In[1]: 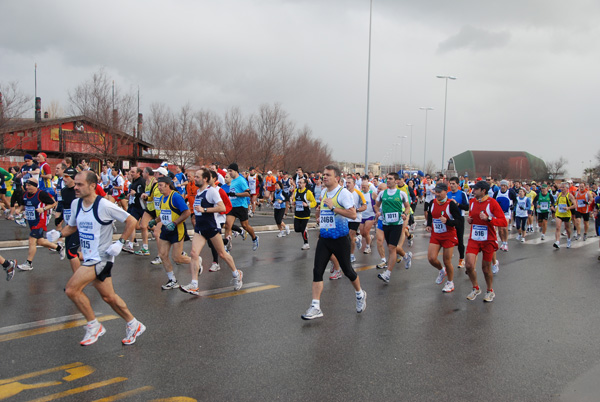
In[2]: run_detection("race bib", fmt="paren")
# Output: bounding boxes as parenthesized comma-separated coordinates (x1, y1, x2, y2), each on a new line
(558, 204, 567, 213)
(295, 201, 304, 212)
(56, 189, 62, 201)
(25, 206, 36, 221)
(249, 182, 256, 193)
(319, 209, 335, 229)
(539, 202, 549, 211)
(112, 188, 119, 196)
(472, 224, 488, 241)
(154, 197, 161, 210)
(193, 199, 203, 216)
(433, 218, 447, 233)
(79, 232, 94, 258)
(63, 209, 72, 222)
(160, 209, 172, 224)
(129, 194, 135, 205)
(384, 212, 399, 224)
(577, 199, 586, 208)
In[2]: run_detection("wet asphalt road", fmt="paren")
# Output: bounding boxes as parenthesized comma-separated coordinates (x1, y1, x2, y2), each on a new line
(1, 216, 600, 401)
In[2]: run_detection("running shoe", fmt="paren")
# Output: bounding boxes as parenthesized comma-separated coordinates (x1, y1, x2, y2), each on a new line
(329, 261, 335, 273)
(404, 251, 413, 269)
(209, 262, 220, 272)
(225, 237, 232, 252)
(516, 234, 521, 242)
(355, 235, 362, 251)
(492, 260, 499, 275)
(435, 267, 447, 284)
(240, 229, 247, 240)
(301, 243, 310, 250)
(80, 323, 106, 346)
(458, 259, 465, 268)
(583, 233, 587, 241)
(198, 257, 203, 275)
(520, 237, 525, 243)
(248, 211, 254, 218)
(277, 231, 285, 238)
(151, 256, 162, 265)
(442, 281, 455, 293)
(350, 254, 356, 263)
(363, 245, 372, 254)
(180, 283, 200, 295)
(17, 261, 33, 271)
(574, 234, 580, 241)
(285, 225, 290, 235)
(483, 290, 495, 303)
(329, 269, 343, 280)
(123, 245, 135, 254)
(161, 279, 179, 290)
(57, 242, 66, 260)
(553, 241, 560, 249)
(466, 287, 482, 301)
(135, 248, 150, 256)
(408, 235, 414, 247)
(232, 270, 243, 291)
(122, 321, 146, 345)
(377, 271, 391, 283)
(567, 239, 572, 249)
(15, 218, 26, 227)
(356, 290, 367, 313)
(376, 259, 387, 269)
(4, 259, 16, 281)
(301, 305, 323, 320)
(540, 234, 545, 241)
(252, 236, 260, 251)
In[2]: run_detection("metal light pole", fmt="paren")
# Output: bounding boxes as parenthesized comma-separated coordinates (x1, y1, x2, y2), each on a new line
(436, 75, 456, 173)
(419, 107, 434, 173)
(364, 0, 373, 176)
(406, 123, 413, 169)
(399, 135, 407, 171)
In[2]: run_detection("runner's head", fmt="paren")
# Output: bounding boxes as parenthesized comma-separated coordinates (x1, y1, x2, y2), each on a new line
(74, 171, 98, 199)
(434, 182, 448, 201)
(194, 168, 211, 187)
(157, 176, 174, 195)
(63, 168, 77, 187)
(360, 180, 369, 193)
(56, 163, 66, 176)
(322, 165, 341, 190)
(24, 154, 34, 166)
(298, 177, 306, 189)
(25, 179, 38, 194)
(541, 184, 548, 194)
(518, 188, 526, 197)
(227, 163, 240, 179)
(208, 170, 218, 186)
(386, 173, 399, 189)
(449, 177, 459, 192)
(346, 176, 355, 191)
(143, 167, 153, 180)
(472, 180, 490, 200)
(500, 179, 509, 191)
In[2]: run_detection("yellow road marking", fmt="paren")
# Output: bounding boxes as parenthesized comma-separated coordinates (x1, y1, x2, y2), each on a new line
(355, 264, 377, 272)
(26, 377, 127, 402)
(207, 285, 279, 299)
(0, 315, 119, 343)
(0, 363, 83, 386)
(91, 386, 154, 401)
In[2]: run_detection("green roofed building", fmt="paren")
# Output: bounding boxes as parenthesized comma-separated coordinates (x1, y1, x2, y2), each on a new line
(448, 150, 547, 181)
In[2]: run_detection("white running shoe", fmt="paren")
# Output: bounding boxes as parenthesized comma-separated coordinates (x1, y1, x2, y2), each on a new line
(151, 256, 162, 265)
(541, 234, 545, 241)
(442, 281, 455, 293)
(466, 287, 482, 301)
(355, 235, 362, 251)
(17, 261, 33, 271)
(483, 290, 495, 303)
(435, 267, 447, 285)
(520, 237, 525, 243)
(404, 251, 413, 269)
(301, 243, 310, 250)
(180, 283, 200, 295)
(301, 305, 323, 320)
(252, 236, 260, 251)
(232, 270, 244, 291)
(209, 262, 220, 272)
(285, 225, 290, 235)
(553, 241, 560, 249)
(161, 279, 179, 290)
(329, 269, 343, 280)
(356, 290, 367, 313)
(350, 254, 356, 263)
(277, 231, 285, 238)
(492, 260, 499, 274)
(80, 323, 106, 346)
(363, 245, 371, 254)
(567, 238, 572, 249)
(57, 242, 66, 260)
(4, 259, 16, 281)
(122, 321, 146, 345)
(377, 271, 391, 283)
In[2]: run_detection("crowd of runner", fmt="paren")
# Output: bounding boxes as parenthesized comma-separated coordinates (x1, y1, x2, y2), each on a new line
(1, 154, 599, 343)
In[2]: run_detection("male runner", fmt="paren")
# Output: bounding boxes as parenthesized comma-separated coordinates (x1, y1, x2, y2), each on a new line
(464, 180, 507, 302)
(224, 163, 259, 251)
(301, 165, 366, 320)
(47, 170, 145, 346)
(552, 182, 576, 249)
(533, 184, 554, 241)
(448, 177, 470, 267)
(291, 177, 317, 250)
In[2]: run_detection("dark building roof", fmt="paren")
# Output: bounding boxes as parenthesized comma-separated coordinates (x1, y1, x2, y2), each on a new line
(450, 150, 547, 180)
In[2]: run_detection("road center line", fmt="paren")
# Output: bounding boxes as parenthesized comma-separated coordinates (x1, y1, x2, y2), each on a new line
(0, 313, 106, 335)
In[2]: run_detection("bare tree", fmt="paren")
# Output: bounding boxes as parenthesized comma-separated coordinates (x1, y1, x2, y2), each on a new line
(546, 156, 568, 180)
(253, 103, 294, 172)
(0, 81, 32, 157)
(43, 99, 65, 119)
(146, 102, 173, 152)
(195, 109, 223, 164)
(159, 104, 198, 169)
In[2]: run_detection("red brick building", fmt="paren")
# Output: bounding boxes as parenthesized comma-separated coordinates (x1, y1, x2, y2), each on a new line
(0, 115, 160, 172)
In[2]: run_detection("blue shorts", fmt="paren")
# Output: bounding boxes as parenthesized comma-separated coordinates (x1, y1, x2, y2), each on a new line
(361, 216, 374, 224)
(29, 228, 45, 239)
(377, 219, 383, 230)
(127, 206, 144, 221)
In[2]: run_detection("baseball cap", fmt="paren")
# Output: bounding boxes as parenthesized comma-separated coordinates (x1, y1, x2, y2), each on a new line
(24, 154, 33, 161)
(38, 152, 47, 159)
(64, 168, 77, 178)
(434, 183, 448, 192)
(500, 180, 509, 186)
(160, 162, 169, 168)
(473, 180, 490, 192)
(541, 184, 548, 188)
(153, 167, 168, 176)
(267, 171, 272, 174)
(157, 176, 172, 184)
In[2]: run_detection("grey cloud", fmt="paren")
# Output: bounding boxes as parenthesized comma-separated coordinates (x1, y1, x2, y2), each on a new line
(437, 25, 510, 53)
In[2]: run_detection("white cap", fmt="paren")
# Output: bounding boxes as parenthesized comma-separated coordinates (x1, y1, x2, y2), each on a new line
(160, 162, 169, 168)
(267, 170, 272, 174)
(153, 167, 169, 176)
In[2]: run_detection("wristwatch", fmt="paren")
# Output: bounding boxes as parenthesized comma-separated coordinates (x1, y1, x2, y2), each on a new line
(204, 207, 208, 213)
(488, 216, 492, 221)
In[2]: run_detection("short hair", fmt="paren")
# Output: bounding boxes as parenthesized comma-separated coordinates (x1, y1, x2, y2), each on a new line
(449, 176, 460, 184)
(346, 176, 355, 184)
(387, 172, 400, 180)
(64, 157, 73, 165)
(209, 170, 218, 180)
(323, 164, 341, 178)
(59, 163, 67, 170)
(78, 170, 98, 185)
(144, 167, 153, 175)
(199, 168, 211, 182)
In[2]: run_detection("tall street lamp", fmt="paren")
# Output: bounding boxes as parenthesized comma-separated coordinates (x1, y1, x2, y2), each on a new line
(399, 135, 407, 171)
(364, 0, 373, 176)
(436, 75, 457, 173)
(406, 123, 413, 168)
(419, 107, 434, 173)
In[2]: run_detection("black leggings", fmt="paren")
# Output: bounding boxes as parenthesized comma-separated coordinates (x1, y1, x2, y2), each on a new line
(455, 217, 465, 259)
(274, 208, 285, 225)
(313, 236, 357, 282)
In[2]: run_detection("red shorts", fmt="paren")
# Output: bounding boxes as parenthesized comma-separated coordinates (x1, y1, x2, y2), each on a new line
(466, 240, 498, 262)
(430, 234, 458, 249)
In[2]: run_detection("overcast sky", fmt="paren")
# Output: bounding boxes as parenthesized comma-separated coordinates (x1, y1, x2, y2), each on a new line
(1, 0, 599, 177)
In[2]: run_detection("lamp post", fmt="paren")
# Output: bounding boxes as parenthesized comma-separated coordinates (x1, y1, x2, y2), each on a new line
(436, 75, 456, 173)
(406, 123, 413, 169)
(364, 0, 373, 177)
(399, 135, 407, 172)
(419, 107, 434, 173)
